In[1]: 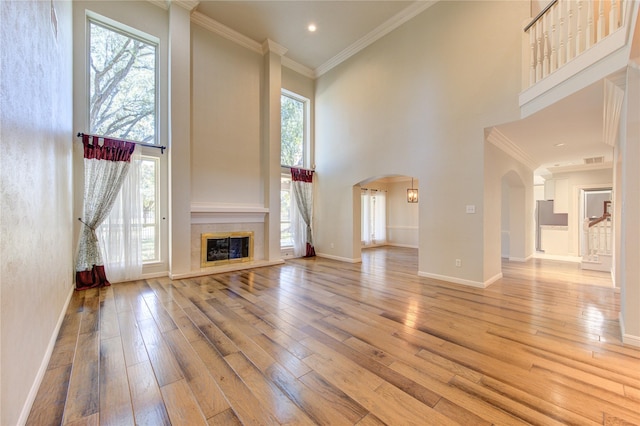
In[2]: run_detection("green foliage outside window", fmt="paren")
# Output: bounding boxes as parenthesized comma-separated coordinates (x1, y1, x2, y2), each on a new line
(89, 21, 156, 143)
(281, 94, 304, 167)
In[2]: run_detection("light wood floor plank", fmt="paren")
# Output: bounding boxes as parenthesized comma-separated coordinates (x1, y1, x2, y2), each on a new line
(27, 247, 640, 426)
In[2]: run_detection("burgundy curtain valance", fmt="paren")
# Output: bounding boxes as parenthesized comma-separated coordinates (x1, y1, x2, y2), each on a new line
(291, 167, 313, 183)
(82, 134, 136, 162)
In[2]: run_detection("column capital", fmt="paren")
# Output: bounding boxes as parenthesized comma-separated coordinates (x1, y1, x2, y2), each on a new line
(262, 39, 288, 57)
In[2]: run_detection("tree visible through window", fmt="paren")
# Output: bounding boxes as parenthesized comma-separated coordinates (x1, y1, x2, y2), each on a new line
(281, 94, 305, 167)
(89, 20, 157, 143)
(89, 18, 161, 268)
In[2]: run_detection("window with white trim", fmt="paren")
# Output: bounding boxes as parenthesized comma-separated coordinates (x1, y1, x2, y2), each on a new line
(88, 16, 162, 267)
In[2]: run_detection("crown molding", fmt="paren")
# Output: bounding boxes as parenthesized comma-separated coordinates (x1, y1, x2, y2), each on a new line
(191, 11, 263, 54)
(547, 161, 613, 174)
(315, 0, 438, 77)
(282, 57, 316, 79)
(147, 0, 169, 10)
(172, 0, 199, 12)
(262, 39, 288, 56)
(487, 127, 539, 171)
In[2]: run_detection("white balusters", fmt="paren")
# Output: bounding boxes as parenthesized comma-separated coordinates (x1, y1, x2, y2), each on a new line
(559, 1, 566, 67)
(597, 0, 606, 41)
(543, 13, 550, 77)
(524, 0, 626, 88)
(586, 0, 593, 49)
(551, 2, 558, 72)
(610, 0, 619, 31)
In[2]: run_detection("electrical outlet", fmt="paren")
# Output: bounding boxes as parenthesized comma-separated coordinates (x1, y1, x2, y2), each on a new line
(455, 259, 461, 267)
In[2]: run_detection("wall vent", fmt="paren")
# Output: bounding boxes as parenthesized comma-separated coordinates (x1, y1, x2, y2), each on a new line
(584, 156, 605, 164)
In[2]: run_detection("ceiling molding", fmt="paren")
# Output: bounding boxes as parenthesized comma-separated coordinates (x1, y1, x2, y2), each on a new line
(314, 0, 438, 77)
(547, 161, 613, 174)
(487, 127, 539, 171)
(262, 39, 288, 56)
(191, 11, 263, 54)
(172, 0, 199, 12)
(281, 57, 316, 79)
(147, 0, 169, 10)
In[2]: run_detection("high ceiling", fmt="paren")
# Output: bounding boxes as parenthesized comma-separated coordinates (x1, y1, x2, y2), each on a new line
(190, 0, 615, 177)
(194, 0, 430, 73)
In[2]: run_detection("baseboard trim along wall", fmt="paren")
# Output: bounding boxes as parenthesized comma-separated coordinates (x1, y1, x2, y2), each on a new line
(19, 284, 75, 425)
(316, 253, 362, 263)
(619, 312, 640, 348)
(417, 271, 490, 288)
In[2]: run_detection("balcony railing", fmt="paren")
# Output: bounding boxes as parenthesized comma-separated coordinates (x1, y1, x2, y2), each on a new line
(524, 0, 625, 88)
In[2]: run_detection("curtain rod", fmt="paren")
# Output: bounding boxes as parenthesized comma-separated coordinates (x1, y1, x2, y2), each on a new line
(77, 132, 167, 154)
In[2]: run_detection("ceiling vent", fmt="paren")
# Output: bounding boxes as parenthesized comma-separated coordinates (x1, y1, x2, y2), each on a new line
(584, 156, 605, 164)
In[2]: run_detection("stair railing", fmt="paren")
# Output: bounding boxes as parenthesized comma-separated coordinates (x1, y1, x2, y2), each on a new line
(524, 0, 625, 88)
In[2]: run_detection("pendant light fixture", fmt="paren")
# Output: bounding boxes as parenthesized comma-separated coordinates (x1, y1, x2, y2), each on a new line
(407, 178, 418, 203)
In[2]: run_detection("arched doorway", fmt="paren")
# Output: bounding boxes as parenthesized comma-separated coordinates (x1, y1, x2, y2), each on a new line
(353, 175, 419, 263)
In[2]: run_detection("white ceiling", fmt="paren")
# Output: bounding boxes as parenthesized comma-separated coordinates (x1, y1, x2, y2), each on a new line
(194, 0, 428, 72)
(191, 0, 616, 178)
(496, 80, 613, 173)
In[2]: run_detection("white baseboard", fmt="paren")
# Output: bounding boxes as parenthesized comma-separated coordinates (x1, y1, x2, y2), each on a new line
(619, 312, 640, 348)
(18, 284, 75, 425)
(484, 272, 503, 287)
(417, 271, 488, 288)
(316, 253, 362, 263)
(385, 243, 419, 249)
(508, 254, 534, 262)
(533, 253, 582, 263)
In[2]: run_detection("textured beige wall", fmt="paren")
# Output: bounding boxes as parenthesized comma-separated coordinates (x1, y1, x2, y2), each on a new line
(0, 1, 74, 424)
(314, 1, 529, 284)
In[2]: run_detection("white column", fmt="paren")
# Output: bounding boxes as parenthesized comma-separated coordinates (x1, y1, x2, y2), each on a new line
(168, 2, 195, 277)
(619, 64, 640, 347)
(262, 40, 287, 262)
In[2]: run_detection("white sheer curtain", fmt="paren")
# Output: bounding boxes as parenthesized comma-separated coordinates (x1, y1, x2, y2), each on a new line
(290, 168, 316, 257)
(361, 189, 372, 246)
(361, 188, 386, 247)
(97, 148, 143, 283)
(372, 190, 387, 245)
(291, 188, 309, 257)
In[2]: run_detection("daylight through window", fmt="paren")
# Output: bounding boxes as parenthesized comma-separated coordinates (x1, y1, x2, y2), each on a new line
(89, 20, 157, 144)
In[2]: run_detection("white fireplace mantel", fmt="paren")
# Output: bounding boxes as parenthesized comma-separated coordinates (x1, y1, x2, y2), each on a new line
(190, 203, 269, 224)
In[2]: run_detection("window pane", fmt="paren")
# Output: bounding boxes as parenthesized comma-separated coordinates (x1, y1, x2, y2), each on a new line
(281, 175, 293, 248)
(89, 21, 156, 144)
(140, 157, 158, 262)
(281, 95, 304, 167)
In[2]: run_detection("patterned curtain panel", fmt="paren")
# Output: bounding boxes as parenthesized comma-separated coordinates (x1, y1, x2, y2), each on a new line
(290, 168, 315, 257)
(75, 134, 136, 290)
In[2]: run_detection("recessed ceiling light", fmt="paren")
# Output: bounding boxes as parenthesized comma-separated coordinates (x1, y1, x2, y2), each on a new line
(554, 143, 565, 147)
(308, 23, 317, 32)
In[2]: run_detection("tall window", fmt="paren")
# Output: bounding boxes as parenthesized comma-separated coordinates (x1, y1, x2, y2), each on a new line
(281, 90, 310, 250)
(89, 19, 157, 144)
(140, 156, 159, 262)
(89, 17, 161, 270)
(281, 91, 308, 168)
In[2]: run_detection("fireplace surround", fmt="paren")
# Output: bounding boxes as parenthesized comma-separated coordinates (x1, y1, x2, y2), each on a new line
(201, 231, 254, 267)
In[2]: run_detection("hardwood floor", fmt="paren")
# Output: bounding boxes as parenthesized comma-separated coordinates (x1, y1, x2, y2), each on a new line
(27, 247, 640, 425)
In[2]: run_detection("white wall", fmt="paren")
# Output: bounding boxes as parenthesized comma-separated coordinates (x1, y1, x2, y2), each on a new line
(315, 1, 528, 284)
(386, 179, 419, 248)
(191, 26, 263, 207)
(0, 1, 73, 423)
(484, 143, 534, 281)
